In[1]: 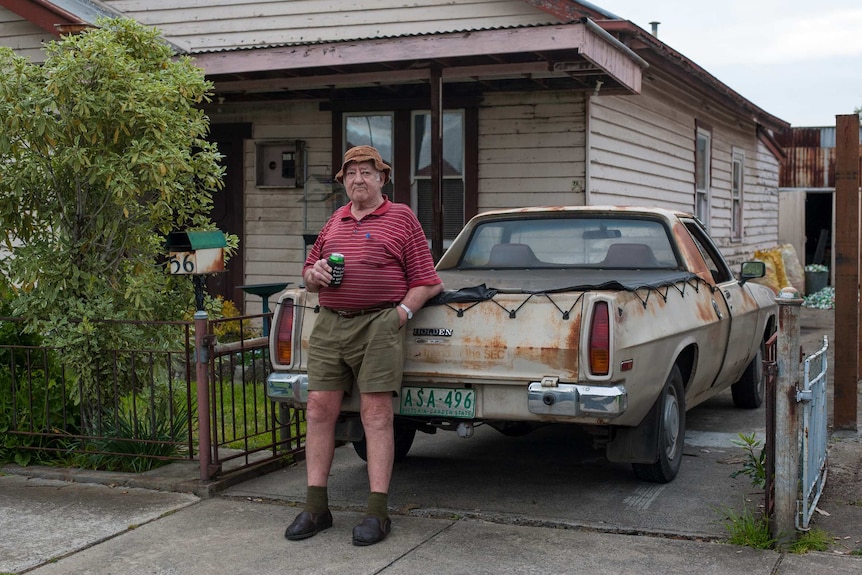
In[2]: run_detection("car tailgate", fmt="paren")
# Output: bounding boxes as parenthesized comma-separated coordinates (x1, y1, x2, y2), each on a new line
(403, 292, 584, 384)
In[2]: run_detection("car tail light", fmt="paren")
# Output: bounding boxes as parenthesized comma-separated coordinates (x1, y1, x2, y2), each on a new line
(274, 298, 294, 365)
(589, 301, 610, 376)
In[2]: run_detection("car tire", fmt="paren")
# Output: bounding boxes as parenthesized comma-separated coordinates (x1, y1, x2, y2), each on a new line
(352, 421, 417, 462)
(632, 364, 686, 483)
(731, 343, 765, 409)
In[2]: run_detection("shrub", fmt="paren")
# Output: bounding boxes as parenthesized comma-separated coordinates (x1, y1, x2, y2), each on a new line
(0, 319, 79, 466)
(74, 393, 190, 473)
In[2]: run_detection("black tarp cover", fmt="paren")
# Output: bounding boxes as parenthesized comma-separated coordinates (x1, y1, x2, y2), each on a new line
(427, 269, 705, 306)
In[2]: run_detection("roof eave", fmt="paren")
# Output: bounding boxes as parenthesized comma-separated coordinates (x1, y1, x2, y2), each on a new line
(195, 21, 646, 96)
(596, 19, 789, 132)
(0, 0, 85, 35)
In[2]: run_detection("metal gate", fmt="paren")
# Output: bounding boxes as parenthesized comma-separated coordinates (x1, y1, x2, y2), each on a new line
(201, 313, 306, 480)
(764, 332, 778, 521)
(796, 335, 829, 530)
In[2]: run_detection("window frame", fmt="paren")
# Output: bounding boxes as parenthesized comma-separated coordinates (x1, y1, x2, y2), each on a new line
(695, 124, 712, 230)
(731, 148, 745, 241)
(410, 109, 466, 246)
(331, 102, 478, 241)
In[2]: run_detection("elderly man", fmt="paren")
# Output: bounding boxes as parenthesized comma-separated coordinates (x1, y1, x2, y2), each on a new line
(285, 145, 443, 546)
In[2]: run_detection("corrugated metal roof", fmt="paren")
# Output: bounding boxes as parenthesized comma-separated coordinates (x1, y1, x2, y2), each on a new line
(47, 0, 120, 22)
(778, 125, 862, 188)
(776, 126, 862, 148)
(98, 0, 563, 55)
(15, 1, 787, 130)
(182, 21, 568, 55)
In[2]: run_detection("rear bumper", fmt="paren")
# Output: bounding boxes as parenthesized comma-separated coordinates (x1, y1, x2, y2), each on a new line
(268, 371, 627, 420)
(267, 372, 308, 404)
(527, 380, 627, 417)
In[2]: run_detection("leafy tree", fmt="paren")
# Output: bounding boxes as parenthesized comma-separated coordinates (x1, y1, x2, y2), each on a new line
(0, 19, 230, 415)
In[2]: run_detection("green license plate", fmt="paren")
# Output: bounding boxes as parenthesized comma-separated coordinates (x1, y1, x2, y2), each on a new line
(399, 387, 475, 418)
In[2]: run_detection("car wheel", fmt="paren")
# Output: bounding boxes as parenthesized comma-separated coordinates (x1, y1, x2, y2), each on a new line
(632, 364, 686, 483)
(352, 421, 417, 462)
(731, 343, 765, 409)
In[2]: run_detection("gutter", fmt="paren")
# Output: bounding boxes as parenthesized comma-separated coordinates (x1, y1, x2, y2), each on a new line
(581, 17, 649, 70)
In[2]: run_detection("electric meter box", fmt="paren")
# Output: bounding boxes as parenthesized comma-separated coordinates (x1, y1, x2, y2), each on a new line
(256, 140, 305, 187)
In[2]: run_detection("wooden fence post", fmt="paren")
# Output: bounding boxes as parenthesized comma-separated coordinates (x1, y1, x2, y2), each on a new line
(834, 114, 859, 431)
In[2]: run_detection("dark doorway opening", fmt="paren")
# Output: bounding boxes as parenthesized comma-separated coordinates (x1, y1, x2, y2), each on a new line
(805, 192, 833, 268)
(208, 123, 252, 304)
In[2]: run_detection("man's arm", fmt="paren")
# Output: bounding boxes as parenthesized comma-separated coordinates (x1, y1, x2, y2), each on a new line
(396, 282, 444, 323)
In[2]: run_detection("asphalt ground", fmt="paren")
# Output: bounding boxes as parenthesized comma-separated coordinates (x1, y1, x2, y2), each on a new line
(2, 307, 861, 575)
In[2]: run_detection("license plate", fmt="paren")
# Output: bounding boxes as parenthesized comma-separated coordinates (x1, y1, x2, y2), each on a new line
(399, 386, 475, 418)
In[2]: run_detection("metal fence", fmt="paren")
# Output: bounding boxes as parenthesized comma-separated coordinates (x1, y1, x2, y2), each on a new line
(796, 335, 829, 530)
(205, 314, 306, 478)
(763, 331, 778, 521)
(766, 300, 831, 538)
(0, 314, 305, 479)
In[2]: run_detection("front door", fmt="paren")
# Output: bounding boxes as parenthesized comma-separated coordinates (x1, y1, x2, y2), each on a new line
(207, 123, 251, 304)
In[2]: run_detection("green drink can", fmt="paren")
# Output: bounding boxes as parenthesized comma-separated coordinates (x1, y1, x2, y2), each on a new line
(327, 253, 345, 287)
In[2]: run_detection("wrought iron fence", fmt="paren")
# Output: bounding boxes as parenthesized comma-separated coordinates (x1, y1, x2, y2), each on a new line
(205, 313, 306, 478)
(0, 314, 305, 478)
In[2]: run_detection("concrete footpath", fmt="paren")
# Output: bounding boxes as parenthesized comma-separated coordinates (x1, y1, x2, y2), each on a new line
(2, 469, 861, 575)
(2, 307, 861, 575)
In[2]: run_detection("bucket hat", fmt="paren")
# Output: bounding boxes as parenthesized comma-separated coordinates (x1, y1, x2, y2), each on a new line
(335, 145, 392, 184)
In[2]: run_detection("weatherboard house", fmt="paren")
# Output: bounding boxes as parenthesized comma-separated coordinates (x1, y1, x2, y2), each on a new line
(1, 0, 788, 307)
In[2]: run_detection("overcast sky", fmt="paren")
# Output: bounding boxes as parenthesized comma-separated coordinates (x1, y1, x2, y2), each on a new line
(599, 0, 862, 127)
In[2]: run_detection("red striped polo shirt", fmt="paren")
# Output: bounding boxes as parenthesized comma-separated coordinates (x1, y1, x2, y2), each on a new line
(304, 197, 441, 310)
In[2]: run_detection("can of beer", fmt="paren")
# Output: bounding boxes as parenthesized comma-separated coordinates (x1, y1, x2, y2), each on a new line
(327, 253, 345, 287)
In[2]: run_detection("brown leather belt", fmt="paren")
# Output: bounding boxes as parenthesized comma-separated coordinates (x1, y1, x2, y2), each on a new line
(325, 302, 398, 318)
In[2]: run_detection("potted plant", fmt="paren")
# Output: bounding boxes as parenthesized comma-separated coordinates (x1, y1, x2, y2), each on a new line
(804, 264, 829, 294)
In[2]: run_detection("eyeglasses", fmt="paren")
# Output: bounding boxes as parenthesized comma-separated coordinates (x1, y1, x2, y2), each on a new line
(344, 169, 379, 181)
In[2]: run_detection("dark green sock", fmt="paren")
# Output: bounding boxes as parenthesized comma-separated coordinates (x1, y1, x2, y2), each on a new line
(304, 485, 328, 514)
(367, 491, 389, 520)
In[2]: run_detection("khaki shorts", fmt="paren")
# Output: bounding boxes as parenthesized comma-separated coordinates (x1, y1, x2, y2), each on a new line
(307, 307, 405, 394)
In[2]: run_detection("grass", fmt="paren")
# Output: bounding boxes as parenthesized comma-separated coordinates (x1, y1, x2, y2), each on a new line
(720, 504, 776, 549)
(720, 504, 838, 553)
(789, 528, 831, 553)
(209, 379, 305, 451)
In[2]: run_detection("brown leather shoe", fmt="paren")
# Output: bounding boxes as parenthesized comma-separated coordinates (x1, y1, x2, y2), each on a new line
(284, 510, 333, 540)
(352, 516, 391, 546)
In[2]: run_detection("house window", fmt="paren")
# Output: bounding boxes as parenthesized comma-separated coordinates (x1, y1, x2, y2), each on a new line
(731, 149, 744, 240)
(695, 127, 711, 228)
(343, 113, 394, 199)
(411, 111, 465, 244)
(342, 110, 466, 245)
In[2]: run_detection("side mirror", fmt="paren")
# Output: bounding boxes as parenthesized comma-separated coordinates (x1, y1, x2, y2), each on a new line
(739, 261, 766, 285)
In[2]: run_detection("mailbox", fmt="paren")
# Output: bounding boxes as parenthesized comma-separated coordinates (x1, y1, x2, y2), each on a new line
(166, 230, 227, 275)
